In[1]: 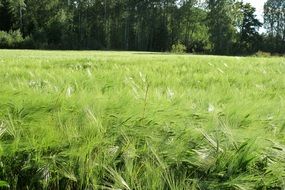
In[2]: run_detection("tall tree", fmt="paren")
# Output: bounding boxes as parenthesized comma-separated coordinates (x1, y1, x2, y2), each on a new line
(207, 0, 237, 55)
(235, 2, 262, 54)
(264, 0, 285, 53)
(264, 0, 285, 39)
(7, 0, 26, 31)
(179, 0, 210, 52)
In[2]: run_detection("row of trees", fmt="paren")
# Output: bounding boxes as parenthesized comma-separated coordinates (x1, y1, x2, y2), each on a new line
(0, 0, 284, 55)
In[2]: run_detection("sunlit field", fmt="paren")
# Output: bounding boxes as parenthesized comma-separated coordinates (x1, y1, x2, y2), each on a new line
(0, 50, 285, 189)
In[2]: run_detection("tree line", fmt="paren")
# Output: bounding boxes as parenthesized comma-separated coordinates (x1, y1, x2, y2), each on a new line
(0, 0, 284, 55)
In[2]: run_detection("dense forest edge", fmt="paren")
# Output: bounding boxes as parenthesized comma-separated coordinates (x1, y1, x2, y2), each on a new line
(0, 0, 284, 55)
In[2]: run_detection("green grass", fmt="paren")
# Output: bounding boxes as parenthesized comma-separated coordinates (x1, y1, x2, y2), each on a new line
(0, 50, 285, 189)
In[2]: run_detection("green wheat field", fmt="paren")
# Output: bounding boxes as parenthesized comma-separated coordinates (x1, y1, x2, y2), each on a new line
(0, 50, 285, 189)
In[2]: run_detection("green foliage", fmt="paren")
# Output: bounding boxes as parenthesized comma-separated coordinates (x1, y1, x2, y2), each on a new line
(254, 51, 271, 57)
(263, 0, 285, 54)
(207, 0, 237, 55)
(0, 30, 33, 48)
(1, 0, 283, 54)
(0, 181, 9, 188)
(0, 30, 23, 48)
(264, 0, 285, 37)
(234, 2, 262, 55)
(171, 42, 187, 54)
(0, 50, 285, 189)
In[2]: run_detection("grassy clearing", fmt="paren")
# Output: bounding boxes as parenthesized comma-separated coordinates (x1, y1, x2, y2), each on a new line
(0, 50, 285, 189)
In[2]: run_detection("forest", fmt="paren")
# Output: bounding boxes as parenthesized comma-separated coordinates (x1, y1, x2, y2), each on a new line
(0, 0, 284, 55)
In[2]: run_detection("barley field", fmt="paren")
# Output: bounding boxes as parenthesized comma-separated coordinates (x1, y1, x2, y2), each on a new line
(0, 50, 285, 189)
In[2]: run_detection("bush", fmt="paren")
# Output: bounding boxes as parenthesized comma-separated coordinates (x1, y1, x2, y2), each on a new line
(254, 51, 271, 57)
(0, 31, 12, 48)
(171, 41, 187, 54)
(0, 30, 32, 49)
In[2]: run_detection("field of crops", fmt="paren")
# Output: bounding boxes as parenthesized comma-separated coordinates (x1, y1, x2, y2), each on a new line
(0, 50, 285, 189)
